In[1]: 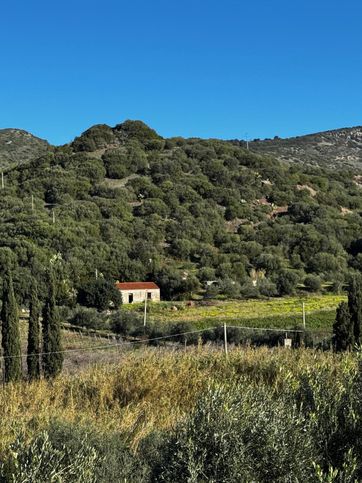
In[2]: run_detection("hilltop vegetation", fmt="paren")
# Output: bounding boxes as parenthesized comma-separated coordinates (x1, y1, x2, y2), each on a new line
(1, 120, 362, 305)
(0, 129, 49, 169)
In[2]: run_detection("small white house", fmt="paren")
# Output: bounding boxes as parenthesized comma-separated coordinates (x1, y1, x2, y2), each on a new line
(115, 282, 161, 304)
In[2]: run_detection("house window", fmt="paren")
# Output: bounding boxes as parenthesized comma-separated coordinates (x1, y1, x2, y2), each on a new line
(147, 292, 152, 300)
(128, 293, 134, 304)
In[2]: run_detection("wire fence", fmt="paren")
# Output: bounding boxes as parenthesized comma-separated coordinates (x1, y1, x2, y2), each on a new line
(0, 327, 216, 361)
(226, 326, 304, 333)
(0, 323, 333, 381)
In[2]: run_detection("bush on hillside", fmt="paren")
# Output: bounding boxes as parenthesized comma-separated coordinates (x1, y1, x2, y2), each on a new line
(72, 124, 116, 152)
(304, 274, 322, 292)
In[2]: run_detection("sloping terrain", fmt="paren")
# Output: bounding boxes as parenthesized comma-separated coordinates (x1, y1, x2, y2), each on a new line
(1, 120, 362, 303)
(0, 128, 49, 169)
(247, 126, 362, 169)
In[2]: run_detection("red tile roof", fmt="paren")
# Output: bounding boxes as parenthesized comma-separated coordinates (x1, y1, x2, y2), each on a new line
(116, 282, 160, 291)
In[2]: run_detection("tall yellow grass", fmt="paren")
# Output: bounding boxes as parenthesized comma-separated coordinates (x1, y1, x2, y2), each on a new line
(0, 346, 357, 451)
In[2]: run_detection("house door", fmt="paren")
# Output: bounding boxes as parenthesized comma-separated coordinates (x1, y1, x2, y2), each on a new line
(128, 293, 134, 304)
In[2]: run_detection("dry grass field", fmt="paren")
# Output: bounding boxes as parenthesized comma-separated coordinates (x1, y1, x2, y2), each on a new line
(0, 345, 357, 452)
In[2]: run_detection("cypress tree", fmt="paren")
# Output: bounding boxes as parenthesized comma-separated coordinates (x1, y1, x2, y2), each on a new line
(348, 275, 362, 345)
(333, 302, 354, 351)
(27, 282, 41, 380)
(42, 270, 63, 378)
(1, 268, 22, 382)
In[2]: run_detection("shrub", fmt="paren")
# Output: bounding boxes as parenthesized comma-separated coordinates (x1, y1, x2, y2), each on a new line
(304, 274, 322, 292)
(169, 321, 199, 345)
(45, 421, 150, 483)
(151, 384, 317, 482)
(115, 120, 162, 144)
(110, 310, 144, 336)
(102, 150, 129, 178)
(68, 306, 105, 330)
(218, 278, 241, 298)
(276, 270, 300, 295)
(77, 278, 122, 312)
(144, 321, 168, 344)
(239, 279, 260, 298)
(258, 277, 278, 297)
(150, 359, 362, 480)
(293, 358, 362, 479)
(204, 283, 220, 299)
(72, 124, 116, 152)
(0, 430, 99, 482)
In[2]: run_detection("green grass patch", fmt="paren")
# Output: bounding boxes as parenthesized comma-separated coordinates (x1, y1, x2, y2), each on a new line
(124, 294, 344, 332)
(175, 310, 336, 331)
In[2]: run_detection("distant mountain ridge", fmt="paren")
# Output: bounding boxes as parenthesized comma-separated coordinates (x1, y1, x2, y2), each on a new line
(2, 122, 362, 171)
(248, 126, 362, 169)
(0, 128, 49, 169)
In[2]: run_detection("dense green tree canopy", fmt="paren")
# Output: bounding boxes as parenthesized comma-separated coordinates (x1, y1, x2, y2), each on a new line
(1, 120, 362, 300)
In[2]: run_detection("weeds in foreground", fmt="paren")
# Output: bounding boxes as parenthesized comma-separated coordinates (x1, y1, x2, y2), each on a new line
(0, 347, 360, 481)
(0, 347, 356, 448)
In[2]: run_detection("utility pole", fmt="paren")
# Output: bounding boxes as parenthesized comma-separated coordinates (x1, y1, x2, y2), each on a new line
(223, 322, 228, 357)
(31, 195, 34, 211)
(245, 132, 249, 151)
(144, 292, 148, 326)
(302, 302, 306, 329)
(52, 210, 55, 224)
(95, 268, 98, 280)
(1, 172, 4, 189)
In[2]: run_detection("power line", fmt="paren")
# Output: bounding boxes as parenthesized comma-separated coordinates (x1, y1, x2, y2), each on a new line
(227, 325, 304, 333)
(0, 324, 307, 361)
(0, 327, 216, 360)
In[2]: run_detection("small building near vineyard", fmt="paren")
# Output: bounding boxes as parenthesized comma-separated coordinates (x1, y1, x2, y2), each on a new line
(115, 281, 161, 304)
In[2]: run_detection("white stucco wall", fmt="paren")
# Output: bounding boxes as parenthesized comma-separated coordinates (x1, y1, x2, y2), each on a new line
(120, 289, 160, 304)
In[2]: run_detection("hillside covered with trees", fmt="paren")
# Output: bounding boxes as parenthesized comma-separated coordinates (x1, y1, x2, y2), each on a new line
(2, 120, 362, 305)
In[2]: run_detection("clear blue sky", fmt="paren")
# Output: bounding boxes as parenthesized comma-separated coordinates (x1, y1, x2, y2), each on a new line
(1, 0, 362, 145)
